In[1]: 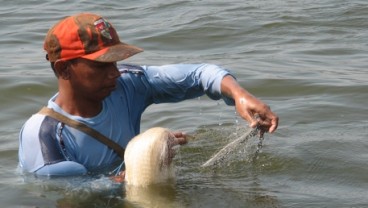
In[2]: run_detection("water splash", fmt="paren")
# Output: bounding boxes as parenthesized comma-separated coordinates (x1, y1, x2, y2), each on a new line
(252, 125, 265, 163)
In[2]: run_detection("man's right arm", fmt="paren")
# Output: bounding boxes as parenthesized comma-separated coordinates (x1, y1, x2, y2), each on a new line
(18, 114, 87, 176)
(34, 161, 87, 176)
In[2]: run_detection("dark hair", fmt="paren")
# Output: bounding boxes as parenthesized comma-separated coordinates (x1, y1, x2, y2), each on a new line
(47, 54, 58, 77)
(50, 62, 58, 77)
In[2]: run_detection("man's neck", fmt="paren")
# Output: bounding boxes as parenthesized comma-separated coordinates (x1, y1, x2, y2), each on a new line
(55, 92, 103, 118)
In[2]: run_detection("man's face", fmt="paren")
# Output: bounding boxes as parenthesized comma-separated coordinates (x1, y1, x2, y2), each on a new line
(67, 58, 120, 101)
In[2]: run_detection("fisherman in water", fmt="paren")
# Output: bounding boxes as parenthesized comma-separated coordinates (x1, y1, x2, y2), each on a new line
(18, 13, 278, 177)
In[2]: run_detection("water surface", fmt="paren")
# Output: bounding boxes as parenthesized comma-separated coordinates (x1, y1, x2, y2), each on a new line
(1, 0, 367, 207)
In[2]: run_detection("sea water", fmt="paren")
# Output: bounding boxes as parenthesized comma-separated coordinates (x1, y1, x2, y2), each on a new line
(1, 0, 367, 207)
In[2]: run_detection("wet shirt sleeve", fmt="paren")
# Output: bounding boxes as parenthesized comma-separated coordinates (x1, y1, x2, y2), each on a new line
(141, 63, 235, 105)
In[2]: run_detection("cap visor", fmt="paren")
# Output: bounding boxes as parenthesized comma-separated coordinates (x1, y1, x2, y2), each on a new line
(82, 43, 143, 62)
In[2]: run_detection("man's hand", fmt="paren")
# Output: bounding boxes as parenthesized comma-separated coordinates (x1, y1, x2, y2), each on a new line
(111, 170, 125, 183)
(221, 75, 279, 134)
(171, 132, 188, 146)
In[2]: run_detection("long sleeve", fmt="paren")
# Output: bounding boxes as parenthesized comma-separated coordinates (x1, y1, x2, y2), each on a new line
(141, 63, 235, 105)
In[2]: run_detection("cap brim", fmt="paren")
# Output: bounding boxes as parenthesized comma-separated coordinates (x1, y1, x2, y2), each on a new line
(82, 43, 143, 62)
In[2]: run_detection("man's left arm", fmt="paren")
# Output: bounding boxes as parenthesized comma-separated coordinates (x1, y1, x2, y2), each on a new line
(142, 63, 231, 103)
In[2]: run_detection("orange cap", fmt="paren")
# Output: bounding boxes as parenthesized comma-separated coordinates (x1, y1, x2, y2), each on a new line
(44, 13, 143, 62)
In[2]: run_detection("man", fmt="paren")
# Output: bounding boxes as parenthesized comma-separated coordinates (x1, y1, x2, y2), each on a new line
(18, 13, 278, 177)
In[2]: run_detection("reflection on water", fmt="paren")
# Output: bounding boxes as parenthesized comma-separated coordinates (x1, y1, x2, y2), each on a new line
(125, 183, 180, 208)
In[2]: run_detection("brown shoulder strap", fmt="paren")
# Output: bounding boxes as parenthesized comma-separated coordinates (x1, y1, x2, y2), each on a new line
(38, 107, 125, 160)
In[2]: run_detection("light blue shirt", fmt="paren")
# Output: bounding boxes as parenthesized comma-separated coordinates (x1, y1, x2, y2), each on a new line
(18, 63, 234, 176)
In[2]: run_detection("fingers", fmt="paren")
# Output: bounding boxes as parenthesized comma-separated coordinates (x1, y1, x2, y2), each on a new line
(237, 97, 279, 134)
(259, 106, 279, 133)
(253, 112, 279, 133)
(171, 132, 188, 145)
(176, 135, 188, 145)
(165, 132, 188, 166)
(240, 109, 278, 134)
(268, 115, 279, 133)
(248, 114, 259, 129)
(238, 106, 258, 128)
(111, 171, 125, 183)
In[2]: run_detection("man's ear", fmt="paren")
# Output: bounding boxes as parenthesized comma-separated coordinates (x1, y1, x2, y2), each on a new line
(54, 60, 70, 80)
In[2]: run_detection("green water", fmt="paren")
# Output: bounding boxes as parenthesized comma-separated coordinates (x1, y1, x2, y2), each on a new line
(1, 0, 367, 207)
